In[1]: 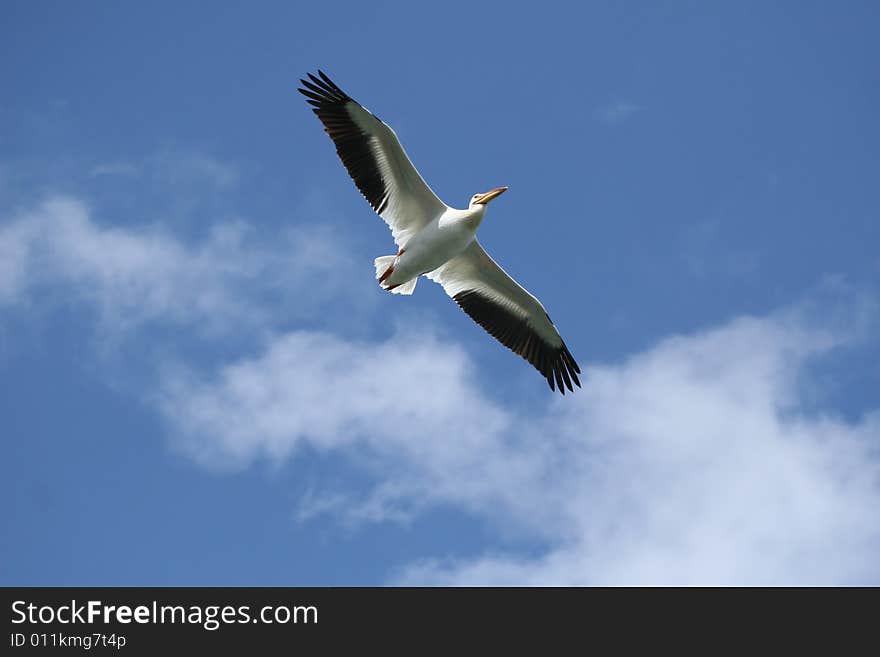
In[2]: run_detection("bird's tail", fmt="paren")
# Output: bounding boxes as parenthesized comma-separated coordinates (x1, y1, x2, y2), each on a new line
(374, 255, 396, 282)
(387, 277, 418, 295)
(374, 255, 418, 295)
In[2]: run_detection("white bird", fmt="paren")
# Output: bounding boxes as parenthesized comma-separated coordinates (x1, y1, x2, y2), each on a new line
(298, 71, 581, 393)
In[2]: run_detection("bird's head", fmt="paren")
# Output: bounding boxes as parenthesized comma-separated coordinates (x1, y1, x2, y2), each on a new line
(468, 186, 508, 209)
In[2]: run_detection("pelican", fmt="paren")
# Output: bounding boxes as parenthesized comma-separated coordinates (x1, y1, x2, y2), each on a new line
(297, 71, 581, 393)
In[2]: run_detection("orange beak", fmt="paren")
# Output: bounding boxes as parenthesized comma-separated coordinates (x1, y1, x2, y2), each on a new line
(474, 186, 508, 205)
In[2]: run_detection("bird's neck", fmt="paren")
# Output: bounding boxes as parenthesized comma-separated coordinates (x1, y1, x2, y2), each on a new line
(461, 205, 486, 230)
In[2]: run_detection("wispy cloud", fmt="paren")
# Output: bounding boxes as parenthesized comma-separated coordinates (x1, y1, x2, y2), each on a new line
(159, 301, 880, 585)
(3, 191, 878, 585)
(593, 100, 641, 124)
(0, 196, 360, 333)
(394, 314, 880, 585)
(158, 329, 509, 470)
(87, 151, 237, 187)
(152, 151, 239, 189)
(90, 162, 141, 178)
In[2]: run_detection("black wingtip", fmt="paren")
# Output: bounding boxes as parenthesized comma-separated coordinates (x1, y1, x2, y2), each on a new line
(318, 69, 337, 89)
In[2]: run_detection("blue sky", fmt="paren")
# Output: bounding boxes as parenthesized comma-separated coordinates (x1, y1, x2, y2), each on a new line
(2, 1, 878, 585)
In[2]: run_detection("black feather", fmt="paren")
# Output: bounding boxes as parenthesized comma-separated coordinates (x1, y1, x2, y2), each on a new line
(452, 289, 581, 395)
(297, 71, 390, 214)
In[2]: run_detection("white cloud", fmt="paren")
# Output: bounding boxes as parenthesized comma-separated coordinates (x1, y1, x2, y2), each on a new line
(158, 328, 512, 483)
(159, 307, 880, 585)
(0, 196, 360, 333)
(3, 193, 878, 585)
(398, 315, 880, 585)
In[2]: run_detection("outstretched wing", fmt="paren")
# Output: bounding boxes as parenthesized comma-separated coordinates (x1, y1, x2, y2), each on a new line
(298, 70, 447, 247)
(427, 241, 581, 394)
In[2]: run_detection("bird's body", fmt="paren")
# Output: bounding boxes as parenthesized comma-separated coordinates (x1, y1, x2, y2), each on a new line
(380, 205, 483, 291)
(298, 71, 581, 393)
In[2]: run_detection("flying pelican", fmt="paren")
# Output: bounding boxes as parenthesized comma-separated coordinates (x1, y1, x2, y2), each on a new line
(297, 71, 581, 393)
